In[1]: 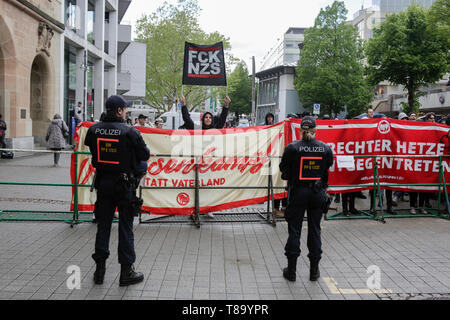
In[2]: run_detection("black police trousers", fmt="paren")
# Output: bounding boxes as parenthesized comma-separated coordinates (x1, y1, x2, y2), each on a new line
(92, 175, 136, 266)
(284, 186, 325, 262)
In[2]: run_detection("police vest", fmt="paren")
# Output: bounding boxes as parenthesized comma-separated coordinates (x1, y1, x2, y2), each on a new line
(87, 122, 134, 174)
(283, 139, 333, 186)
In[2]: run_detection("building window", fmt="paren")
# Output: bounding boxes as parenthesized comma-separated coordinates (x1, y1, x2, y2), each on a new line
(66, 0, 77, 31)
(87, 1, 95, 45)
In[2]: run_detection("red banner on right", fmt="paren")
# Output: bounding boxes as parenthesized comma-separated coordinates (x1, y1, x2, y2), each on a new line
(286, 118, 450, 193)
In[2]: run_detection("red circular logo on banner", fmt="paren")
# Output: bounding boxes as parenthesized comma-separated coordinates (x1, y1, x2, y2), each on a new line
(177, 193, 190, 206)
(378, 120, 391, 134)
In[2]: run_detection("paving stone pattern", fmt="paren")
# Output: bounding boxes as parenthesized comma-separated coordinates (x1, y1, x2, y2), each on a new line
(0, 153, 450, 300)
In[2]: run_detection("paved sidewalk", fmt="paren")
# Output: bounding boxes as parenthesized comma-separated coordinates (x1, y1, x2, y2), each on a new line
(1, 154, 450, 300)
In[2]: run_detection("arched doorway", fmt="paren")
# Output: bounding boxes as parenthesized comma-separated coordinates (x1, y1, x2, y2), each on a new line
(30, 54, 52, 144)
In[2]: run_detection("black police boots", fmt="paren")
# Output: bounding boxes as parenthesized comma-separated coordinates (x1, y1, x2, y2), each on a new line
(310, 260, 320, 281)
(119, 264, 144, 286)
(283, 257, 297, 282)
(93, 261, 106, 285)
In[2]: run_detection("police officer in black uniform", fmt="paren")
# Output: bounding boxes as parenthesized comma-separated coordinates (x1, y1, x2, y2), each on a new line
(85, 95, 150, 286)
(279, 116, 333, 282)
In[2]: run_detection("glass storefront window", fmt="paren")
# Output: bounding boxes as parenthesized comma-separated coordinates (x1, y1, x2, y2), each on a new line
(66, 0, 77, 31)
(87, 1, 95, 45)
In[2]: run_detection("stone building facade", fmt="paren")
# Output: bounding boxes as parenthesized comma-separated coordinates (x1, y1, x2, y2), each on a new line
(0, 0, 64, 149)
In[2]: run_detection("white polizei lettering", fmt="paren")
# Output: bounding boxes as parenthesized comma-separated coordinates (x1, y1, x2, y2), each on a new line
(198, 51, 208, 63)
(208, 50, 220, 63)
(200, 63, 210, 74)
(188, 50, 197, 62)
(404, 159, 413, 171)
(408, 142, 416, 154)
(382, 139, 392, 152)
(397, 141, 407, 154)
(210, 62, 220, 74)
(188, 62, 199, 74)
(426, 143, 435, 155)
(345, 141, 354, 154)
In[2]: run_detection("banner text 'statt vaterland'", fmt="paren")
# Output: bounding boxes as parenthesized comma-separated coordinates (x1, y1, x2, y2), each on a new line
(182, 42, 227, 86)
(288, 118, 450, 193)
(71, 123, 286, 215)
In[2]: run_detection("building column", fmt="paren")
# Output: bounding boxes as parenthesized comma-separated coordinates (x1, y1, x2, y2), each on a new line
(94, 0, 105, 52)
(94, 58, 104, 120)
(76, 0, 88, 39)
(107, 9, 118, 97)
(75, 48, 87, 119)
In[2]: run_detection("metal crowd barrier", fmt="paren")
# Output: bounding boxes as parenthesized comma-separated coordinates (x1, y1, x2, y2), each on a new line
(1, 149, 449, 227)
(325, 154, 450, 222)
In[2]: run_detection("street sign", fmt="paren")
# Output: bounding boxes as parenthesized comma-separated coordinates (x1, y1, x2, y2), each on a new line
(313, 104, 320, 115)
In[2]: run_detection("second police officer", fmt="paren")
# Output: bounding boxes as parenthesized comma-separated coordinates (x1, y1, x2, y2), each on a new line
(84, 95, 150, 286)
(279, 116, 334, 282)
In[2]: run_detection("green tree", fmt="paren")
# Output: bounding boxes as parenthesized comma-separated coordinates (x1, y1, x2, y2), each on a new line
(135, 0, 233, 112)
(294, 1, 372, 118)
(221, 61, 252, 116)
(366, 4, 450, 115)
(428, 0, 450, 46)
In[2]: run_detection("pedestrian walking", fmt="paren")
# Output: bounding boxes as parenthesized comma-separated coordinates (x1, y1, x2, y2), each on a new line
(85, 94, 150, 286)
(0, 114, 7, 149)
(279, 116, 334, 282)
(45, 114, 68, 167)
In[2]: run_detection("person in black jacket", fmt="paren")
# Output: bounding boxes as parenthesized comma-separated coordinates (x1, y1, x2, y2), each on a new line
(279, 116, 334, 282)
(179, 95, 231, 130)
(179, 95, 231, 218)
(265, 112, 287, 217)
(85, 95, 150, 287)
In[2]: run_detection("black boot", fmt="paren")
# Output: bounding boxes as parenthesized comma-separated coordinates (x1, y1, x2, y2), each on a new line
(119, 264, 144, 286)
(283, 256, 297, 282)
(310, 260, 320, 281)
(93, 261, 106, 285)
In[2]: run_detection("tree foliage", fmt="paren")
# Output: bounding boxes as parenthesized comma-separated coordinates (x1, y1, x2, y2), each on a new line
(135, 0, 235, 112)
(222, 61, 252, 116)
(294, 1, 373, 118)
(365, 4, 450, 114)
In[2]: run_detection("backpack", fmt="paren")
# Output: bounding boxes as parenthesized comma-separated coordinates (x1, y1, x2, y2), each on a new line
(1, 151, 14, 159)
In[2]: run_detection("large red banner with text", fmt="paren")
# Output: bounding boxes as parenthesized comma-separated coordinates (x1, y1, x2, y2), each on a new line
(287, 118, 450, 193)
(71, 122, 286, 215)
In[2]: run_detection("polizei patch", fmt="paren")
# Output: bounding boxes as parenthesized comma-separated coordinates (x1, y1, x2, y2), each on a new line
(183, 41, 227, 86)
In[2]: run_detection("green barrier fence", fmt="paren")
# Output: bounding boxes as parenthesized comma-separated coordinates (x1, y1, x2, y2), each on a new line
(0, 150, 449, 226)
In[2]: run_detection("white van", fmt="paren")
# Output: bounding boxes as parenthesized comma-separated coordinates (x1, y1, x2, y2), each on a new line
(160, 110, 202, 129)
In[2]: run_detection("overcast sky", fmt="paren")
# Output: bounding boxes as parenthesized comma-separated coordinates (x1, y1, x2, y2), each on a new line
(123, 0, 371, 71)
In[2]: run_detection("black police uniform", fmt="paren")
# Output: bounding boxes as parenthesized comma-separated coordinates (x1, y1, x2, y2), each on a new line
(279, 116, 333, 282)
(84, 95, 150, 286)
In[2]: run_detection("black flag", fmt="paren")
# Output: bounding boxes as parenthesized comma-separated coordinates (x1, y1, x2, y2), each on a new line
(182, 42, 227, 86)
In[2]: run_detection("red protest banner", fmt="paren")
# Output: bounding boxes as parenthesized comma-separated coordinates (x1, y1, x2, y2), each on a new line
(287, 118, 450, 193)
